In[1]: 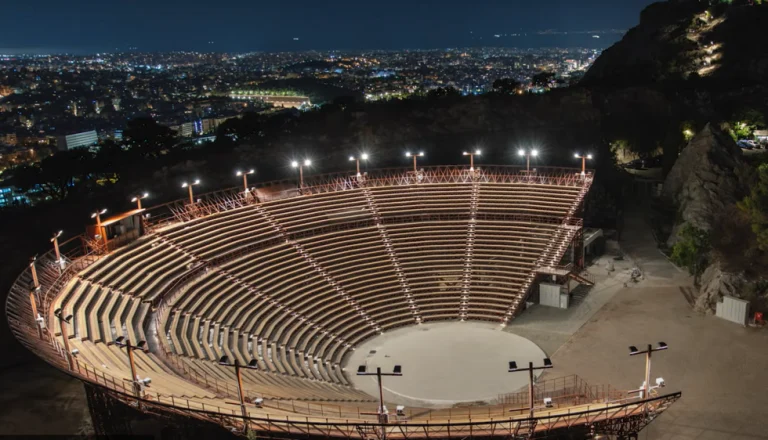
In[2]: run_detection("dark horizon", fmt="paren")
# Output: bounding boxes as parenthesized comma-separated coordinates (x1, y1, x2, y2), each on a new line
(2, 0, 655, 54)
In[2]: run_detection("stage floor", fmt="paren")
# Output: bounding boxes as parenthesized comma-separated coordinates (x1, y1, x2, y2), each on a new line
(344, 321, 547, 407)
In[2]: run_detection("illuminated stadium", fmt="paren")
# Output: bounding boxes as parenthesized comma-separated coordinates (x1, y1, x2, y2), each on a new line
(6, 164, 680, 439)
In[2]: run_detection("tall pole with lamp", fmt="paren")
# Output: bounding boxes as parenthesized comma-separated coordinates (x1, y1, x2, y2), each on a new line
(404, 152, 424, 172)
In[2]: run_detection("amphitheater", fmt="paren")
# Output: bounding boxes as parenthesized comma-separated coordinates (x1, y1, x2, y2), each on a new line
(6, 165, 680, 439)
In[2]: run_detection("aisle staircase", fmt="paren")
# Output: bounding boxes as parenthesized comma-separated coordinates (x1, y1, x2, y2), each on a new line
(362, 188, 422, 325)
(459, 182, 480, 320)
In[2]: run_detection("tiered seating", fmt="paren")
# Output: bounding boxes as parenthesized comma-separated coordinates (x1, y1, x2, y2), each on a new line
(367, 184, 473, 321)
(478, 182, 582, 217)
(468, 221, 559, 320)
(80, 237, 196, 302)
(46, 173, 594, 418)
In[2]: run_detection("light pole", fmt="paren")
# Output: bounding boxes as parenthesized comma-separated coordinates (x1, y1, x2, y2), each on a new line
(91, 209, 108, 249)
(130, 192, 149, 210)
(357, 364, 402, 439)
(236, 169, 255, 195)
(463, 149, 481, 171)
(29, 257, 43, 339)
(181, 179, 201, 205)
(53, 308, 75, 371)
(115, 337, 150, 406)
(518, 149, 539, 174)
(508, 358, 553, 419)
(50, 230, 65, 272)
(291, 159, 311, 188)
(629, 342, 668, 401)
(405, 152, 424, 172)
(219, 355, 259, 434)
(574, 153, 593, 175)
(349, 153, 369, 176)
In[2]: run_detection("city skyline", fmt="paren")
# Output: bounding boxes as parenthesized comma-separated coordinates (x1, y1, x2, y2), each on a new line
(2, 0, 655, 53)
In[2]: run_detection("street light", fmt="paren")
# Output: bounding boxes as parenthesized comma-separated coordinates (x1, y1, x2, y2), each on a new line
(53, 308, 75, 371)
(518, 149, 539, 174)
(219, 355, 259, 434)
(236, 169, 255, 196)
(181, 179, 201, 205)
(90, 208, 107, 224)
(115, 337, 150, 406)
(462, 149, 481, 171)
(357, 364, 403, 438)
(130, 192, 149, 210)
(629, 342, 668, 401)
(508, 358, 553, 419)
(291, 159, 311, 188)
(91, 209, 108, 248)
(574, 153, 593, 175)
(405, 151, 424, 172)
(349, 153, 369, 176)
(51, 230, 65, 272)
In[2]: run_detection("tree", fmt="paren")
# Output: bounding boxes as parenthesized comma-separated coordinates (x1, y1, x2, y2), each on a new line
(9, 148, 95, 201)
(670, 224, 711, 275)
(123, 117, 177, 158)
(738, 163, 768, 251)
(531, 72, 556, 88)
(424, 87, 461, 100)
(492, 78, 522, 95)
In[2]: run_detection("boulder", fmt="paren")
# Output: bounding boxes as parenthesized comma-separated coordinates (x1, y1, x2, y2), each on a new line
(662, 122, 747, 245)
(694, 260, 748, 314)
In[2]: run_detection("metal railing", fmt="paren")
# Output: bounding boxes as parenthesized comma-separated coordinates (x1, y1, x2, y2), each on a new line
(140, 165, 594, 233)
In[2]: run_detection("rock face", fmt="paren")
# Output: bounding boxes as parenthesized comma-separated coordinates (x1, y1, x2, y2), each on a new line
(583, 1, 768, 86)
(695, 260, 748, 314)
(662, 123, 747, 245)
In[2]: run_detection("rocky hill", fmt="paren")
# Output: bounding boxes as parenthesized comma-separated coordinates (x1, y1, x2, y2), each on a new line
(583, 0, 768, 86)
(662, 122, 748, 244)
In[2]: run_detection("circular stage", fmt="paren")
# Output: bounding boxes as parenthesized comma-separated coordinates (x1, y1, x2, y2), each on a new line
(345, 322, 548, 407)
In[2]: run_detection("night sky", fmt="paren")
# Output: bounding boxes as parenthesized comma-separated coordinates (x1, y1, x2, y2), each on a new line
(3, 0, 658, 54)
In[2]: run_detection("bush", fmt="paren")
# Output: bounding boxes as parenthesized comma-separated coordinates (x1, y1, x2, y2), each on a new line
(670, 224, 711, 275)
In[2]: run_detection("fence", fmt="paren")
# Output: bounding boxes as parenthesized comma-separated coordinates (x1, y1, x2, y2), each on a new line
(140, 165, 594, 234)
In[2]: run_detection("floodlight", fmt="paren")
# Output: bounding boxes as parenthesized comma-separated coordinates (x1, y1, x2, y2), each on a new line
(396, 405, 406, 416)
(357, 365, 367, 374)
(655, 377, 665, 387)
(658, 342, 668, 349)
(254, 397, 264, 407)
(531, 149, 538, 157)
(219, 355, 230, 365)
(349, 156, 355, 161)
(544, 397, 553, 408)
(543, 358, 553, 368)
(71, 348, 80, 356)
(115, 336, 126, 345)
(574, 153, 581, 158)
(629, 346, 639, 354)
(518, 149, 525, 156)
(303, 159, 311, 166)
(248, 359, 258, 368)
(136, 340, 146, 349)
(587, 154, 593, 160)
(393, 365, 402, 374)
(361, 153, 369, 160)
(291, 160, 299, 167)
(508, 361, 518, 371)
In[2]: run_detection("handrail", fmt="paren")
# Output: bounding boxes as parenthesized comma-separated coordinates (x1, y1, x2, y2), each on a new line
(140, 165, 594, 232)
